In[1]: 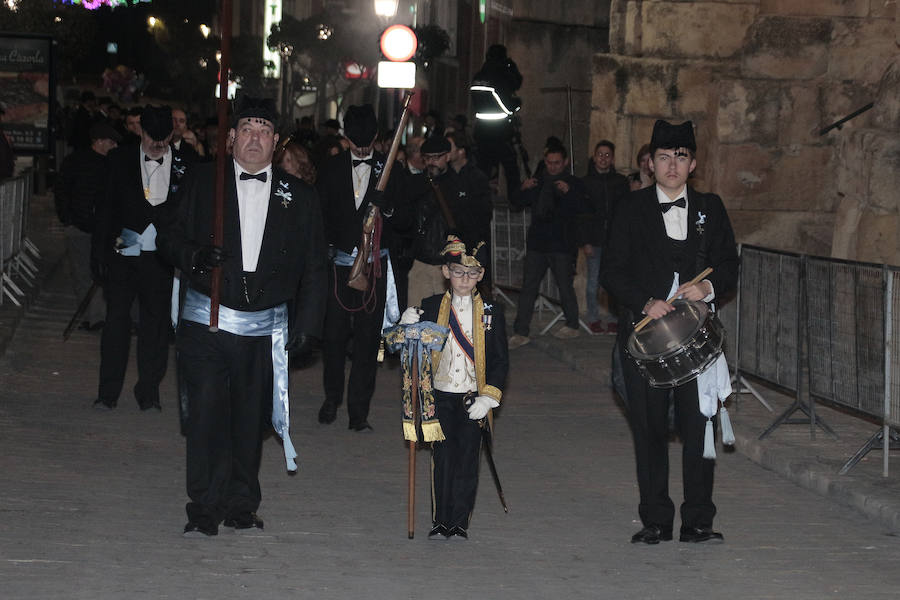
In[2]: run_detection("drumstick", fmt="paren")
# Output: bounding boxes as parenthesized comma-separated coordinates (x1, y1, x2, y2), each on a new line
(633, 267, 714, 333)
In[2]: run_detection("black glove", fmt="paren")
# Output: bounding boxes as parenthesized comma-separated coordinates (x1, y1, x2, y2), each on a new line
(192, 245, 228, 273)
(286, 332, 318, 364)
(90, 257, 108, 284)
(368, 189, 387, 210)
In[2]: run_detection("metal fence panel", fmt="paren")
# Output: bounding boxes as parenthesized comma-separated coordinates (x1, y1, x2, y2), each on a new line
(490, 206, 562, 304)
(736, 245, 802, 392)
(888, 268, 900, 428)
(806, 257, 884, 417)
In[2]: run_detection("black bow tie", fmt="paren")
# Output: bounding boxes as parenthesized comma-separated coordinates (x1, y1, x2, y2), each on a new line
(240, 171, 268, 182)
(659, 197, 686, 213)
(144, 155, 163, 164)
(352, 158, 374, 167)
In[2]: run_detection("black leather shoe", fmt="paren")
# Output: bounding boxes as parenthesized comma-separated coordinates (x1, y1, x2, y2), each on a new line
(428, 524, 449, 539)
(223, 512, 264, 531)
(183, 520, 218, 537)
(679, 526, 724, 543)
(318, 400, 338, 424)
(631, 525, 673, 544)
(140, 401, 162, 412)
(92, 399, 115, 411)
(447, 525, 468, 540)
(349, 420, 373, 432)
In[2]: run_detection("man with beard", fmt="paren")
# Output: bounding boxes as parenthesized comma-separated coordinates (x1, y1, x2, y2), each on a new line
(316, 104, 409, 431)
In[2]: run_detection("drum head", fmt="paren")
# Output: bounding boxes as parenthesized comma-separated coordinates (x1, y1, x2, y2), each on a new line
(626, 299, 709, 360)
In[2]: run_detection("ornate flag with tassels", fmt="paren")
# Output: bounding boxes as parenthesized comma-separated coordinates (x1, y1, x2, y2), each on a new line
(383, 321, 449, 442)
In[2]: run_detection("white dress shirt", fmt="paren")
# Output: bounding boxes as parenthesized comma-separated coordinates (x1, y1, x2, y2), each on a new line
(233, 160, 272, 272)
(139, 147, 172, 207)
(434, 294, 478, 394)
(351, 151, 373, 210)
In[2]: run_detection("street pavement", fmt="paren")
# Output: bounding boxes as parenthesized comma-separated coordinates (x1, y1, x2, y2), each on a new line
(2, 195, 900, 599)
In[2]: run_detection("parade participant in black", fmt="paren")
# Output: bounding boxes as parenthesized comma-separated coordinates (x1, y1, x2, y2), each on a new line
(316, 104, 408, 431)
(399, 236, 508, 539)
(408, 135, 493, 307)
(56, 122, 122, 330)
(157, 96, 327, 537)
(508, 141, 586, 348)
(91, 105, 189, 411)
(600, 120, 739, 544)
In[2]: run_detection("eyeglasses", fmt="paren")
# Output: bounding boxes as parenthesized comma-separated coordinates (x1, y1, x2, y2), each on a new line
(449, 267, 483, 279)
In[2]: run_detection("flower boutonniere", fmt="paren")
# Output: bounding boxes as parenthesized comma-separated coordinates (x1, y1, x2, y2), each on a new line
(695, 211, 707, 236)
(374, 160, 384, 180)
(275, 180, 292, 208)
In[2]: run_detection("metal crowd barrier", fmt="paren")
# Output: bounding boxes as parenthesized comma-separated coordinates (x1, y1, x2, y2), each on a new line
(734, 245, 900, 475)
(0, 170, 40, 306)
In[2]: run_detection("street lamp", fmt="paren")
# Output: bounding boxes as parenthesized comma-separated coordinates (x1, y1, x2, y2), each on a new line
(374, 0, 398, 18)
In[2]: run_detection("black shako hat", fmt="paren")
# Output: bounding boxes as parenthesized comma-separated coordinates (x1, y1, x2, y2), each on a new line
(421, 135, 451, 155)
(649, 119, 696, 153)
(140, 105, 173, 141)
(342, 104, 377, 147)
(233, 96, 279, 127)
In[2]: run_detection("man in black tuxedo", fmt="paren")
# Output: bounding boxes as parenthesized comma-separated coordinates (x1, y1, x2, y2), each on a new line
(316, 104, 408, 431)
(157, 97, 327, 536)
(91, 105, 189, 411)
(600, 120, 739, 545)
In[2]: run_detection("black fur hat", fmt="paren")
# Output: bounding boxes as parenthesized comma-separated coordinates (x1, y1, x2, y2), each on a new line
(342, 104, 377, 147)
(233, 96, 279, 127)
(649, 120, 696, 153)
(140, 105, 173, 141)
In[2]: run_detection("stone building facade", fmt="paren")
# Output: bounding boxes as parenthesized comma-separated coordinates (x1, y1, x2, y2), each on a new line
(592, 0, 899, 262)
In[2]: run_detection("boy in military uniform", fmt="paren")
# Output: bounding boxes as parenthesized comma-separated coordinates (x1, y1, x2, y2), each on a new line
(400, 236, 509, 539)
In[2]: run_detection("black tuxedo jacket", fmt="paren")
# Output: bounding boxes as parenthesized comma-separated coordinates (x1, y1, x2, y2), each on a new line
(156, 161, 328, 338)
(316, 149, 410, 254)
(600, 185, 739, 320)
(92, 144, 189, 264)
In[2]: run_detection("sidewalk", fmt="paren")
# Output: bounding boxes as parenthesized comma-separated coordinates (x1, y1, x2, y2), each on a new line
(508, 298, 900, 532)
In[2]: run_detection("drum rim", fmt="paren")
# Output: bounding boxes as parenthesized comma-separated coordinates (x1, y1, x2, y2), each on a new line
(644, 347, 725, 388)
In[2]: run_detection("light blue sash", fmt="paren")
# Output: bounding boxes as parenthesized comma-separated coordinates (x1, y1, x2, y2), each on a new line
(181, 288, 297, 472)
(332, 247, 400, 332)
(116, 224, 158, 255)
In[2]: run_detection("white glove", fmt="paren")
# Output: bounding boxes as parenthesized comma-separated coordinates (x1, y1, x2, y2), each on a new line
(467, 395, 499, 420)
(400, 307, 422, 325)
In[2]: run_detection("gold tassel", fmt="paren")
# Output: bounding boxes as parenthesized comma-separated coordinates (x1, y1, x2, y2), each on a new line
(403, 421, 418, 442)
(421, 421, 446, 442)
(377, 339, 385, 363)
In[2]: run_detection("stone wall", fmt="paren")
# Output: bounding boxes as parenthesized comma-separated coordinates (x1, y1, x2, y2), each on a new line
(594, 0, 898, 260)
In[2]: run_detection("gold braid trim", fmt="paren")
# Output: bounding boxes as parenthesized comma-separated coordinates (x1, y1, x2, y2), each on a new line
(473, 293, 488, 399)
(403, 421, 417, 441)
(431, 291, 453, 370)
(480, 385, 502, 403)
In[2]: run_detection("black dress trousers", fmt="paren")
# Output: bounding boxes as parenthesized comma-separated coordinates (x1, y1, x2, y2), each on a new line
(322, 259, 387, 427)
(177, 321, 273, 524)
(98, 251, 172, 407)
(620, 343, 716, 531)
(432, 390, 483, 530)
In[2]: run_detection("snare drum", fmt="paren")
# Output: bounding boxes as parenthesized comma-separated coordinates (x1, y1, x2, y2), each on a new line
(625, 299, 724, 388)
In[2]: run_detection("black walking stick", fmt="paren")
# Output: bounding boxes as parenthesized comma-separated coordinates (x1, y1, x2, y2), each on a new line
(63, 282, 99, 341)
